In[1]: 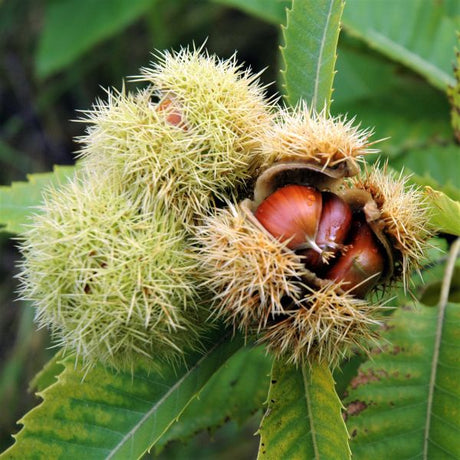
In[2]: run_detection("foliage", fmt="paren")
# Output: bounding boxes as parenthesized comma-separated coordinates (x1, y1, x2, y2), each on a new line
(1, 0, 459, 459)
(258, 360, 349, 459)
(0, 166, 75, 234)
(4, 332, 243, 459)
(425, 187, 460, 236)
(36, 0, 154, 79)
(280, 0, 344, 109)
(345, 239, 460, 459)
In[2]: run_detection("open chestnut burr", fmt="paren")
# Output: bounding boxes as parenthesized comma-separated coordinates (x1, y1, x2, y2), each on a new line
(197, 119, 431, 365)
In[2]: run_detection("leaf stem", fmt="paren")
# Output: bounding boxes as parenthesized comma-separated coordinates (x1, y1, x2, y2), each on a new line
(423, 237, 460, 459)
(438, 238, 460, 308)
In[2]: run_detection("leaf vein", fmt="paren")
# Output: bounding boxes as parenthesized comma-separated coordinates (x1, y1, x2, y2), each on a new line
(312, 0, 335, 110)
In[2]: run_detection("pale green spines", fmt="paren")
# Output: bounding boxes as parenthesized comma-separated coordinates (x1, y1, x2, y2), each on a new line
(21, 48, 273, 369)
(79, 48, 273, 224)
(138, 47, 273, 173)
(19, 176, 205, 370)
(78, 88, 197, 220)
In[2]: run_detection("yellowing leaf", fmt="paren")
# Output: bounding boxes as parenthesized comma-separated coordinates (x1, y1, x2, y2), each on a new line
(4, 334, 243, 460)
(257, 360, 350, 459)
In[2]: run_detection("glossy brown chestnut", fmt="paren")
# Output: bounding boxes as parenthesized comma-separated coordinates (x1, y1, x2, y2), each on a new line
(254, 184, 323, 251)
(325, 219, 385, 298)
(301, 192, 353, 272)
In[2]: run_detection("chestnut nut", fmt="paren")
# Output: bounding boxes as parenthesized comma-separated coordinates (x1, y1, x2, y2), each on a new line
(254, 183, 385, 298)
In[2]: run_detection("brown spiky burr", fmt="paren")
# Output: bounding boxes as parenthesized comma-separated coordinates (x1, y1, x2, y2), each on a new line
(196, 160, 390, 366)
(347, 163, 434, 287)
(196, 104, 432, 367)
(258, 104, 379, 175)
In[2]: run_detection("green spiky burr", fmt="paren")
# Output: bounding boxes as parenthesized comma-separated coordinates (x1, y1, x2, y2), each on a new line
(18, 175, 205, 370)
(79, 47, 274, 225)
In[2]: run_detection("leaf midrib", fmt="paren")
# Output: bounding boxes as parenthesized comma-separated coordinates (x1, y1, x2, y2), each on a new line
(302, 365, 319, 459)
(423, 238, 460, 459)
(106, 336, 226, 459)
(312, 0, 335, 110)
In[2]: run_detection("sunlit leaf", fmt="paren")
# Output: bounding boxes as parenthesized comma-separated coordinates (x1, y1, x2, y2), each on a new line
(425, 187, 460, 236)
(280, 0, 345, 109)
(258, 360, 350, 459)
(345, 302, 460, 458)
(3, 334, 242, 460)
(28, 352, 65, 394)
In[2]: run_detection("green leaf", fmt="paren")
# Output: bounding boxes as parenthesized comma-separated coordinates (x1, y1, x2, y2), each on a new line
(391, 238, 450, 306)
(333, 46, 452, 158)
(36, 0, 154, 78)
(342, 0, 459, 91)
(0, 165, 76, 235)
(211, 0, 291, 25)
(280, 0, 345, 109)
(3, 334, 243, 460)
(389, 143, 460, 200)
(156, 346, 272, 452)
(390, 143, 460, 196)
(425, 187, 460, 236)
(334, 354, 367, 399)
(346, 239, 460, 458)
(393, 168, 460, 205)
(219, 0, 459, 95)
(421, 267, 460, 307)
(346, 302, 460, 458)
(257, 360, 350, 459)
(28, 352, 65, 394)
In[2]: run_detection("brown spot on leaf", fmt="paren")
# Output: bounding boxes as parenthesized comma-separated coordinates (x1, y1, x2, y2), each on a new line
(351, 429, 358, 438)
(347, 400, 368, 416)
(351, 369, 388, 388)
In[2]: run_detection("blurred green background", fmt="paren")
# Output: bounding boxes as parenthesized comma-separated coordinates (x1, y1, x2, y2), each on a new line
(1, 0, 458, 457)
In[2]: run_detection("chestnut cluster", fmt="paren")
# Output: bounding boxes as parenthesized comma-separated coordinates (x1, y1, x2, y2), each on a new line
(254, 184, 385, 298)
